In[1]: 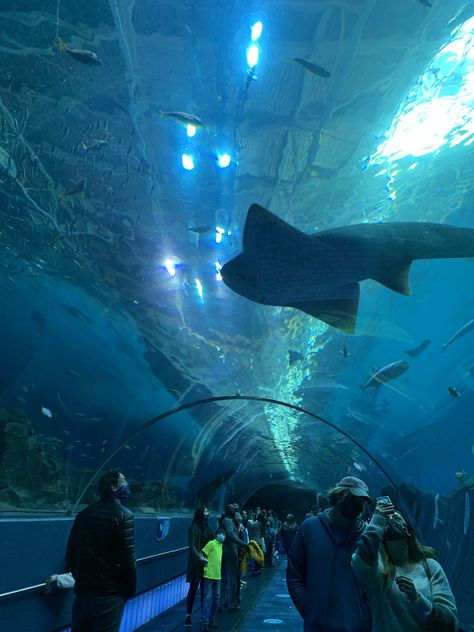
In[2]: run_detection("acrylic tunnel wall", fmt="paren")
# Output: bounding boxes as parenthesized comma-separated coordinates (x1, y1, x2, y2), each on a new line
(1, 1, 474, 631)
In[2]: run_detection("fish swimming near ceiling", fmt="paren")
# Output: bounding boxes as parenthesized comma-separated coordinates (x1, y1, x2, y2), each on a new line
(361, 360, 410, 390)
(405, 338, 431, 358)
(54, 37, 103, 65)
(288, 58, 330, 78)
(220, 204, 474, 333)
(188, 225, 212, 234)
(159, 111, 204, 127)
(340, 344, 350, 358)
(448, 386, 461, 398)
(442, 318, 474, 351)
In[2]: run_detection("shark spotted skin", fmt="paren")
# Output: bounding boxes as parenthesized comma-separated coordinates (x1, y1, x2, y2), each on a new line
(221, 204, 474, 333)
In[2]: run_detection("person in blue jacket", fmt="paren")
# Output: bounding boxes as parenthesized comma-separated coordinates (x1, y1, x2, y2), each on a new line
(286, 476, 372, 632)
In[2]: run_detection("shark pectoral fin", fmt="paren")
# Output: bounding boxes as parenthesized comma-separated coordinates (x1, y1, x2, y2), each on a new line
(374, 258, 412, 295)
(288, 285, 360, 333)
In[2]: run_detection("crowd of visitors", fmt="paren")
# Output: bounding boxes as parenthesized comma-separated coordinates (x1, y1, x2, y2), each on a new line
(59, 470, 461, 632)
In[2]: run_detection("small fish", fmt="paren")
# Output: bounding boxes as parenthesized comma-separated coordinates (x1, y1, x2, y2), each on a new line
(159, 111, 204, 127)
(41, 406, 53, 418)
(65, 368, 81, 378)
(405, 338, 431, 357)
(442, 319, 474, 351)
(288, 350, 303, 365)
(289, 57, 330, 78)
(361, 360, 409, 389)
(59, 179, 86, 200)
(188, 225, 212, 234)
(54, 37, 102, 65)
(416, 0, 432, 6)
(80, 139, 108, 150)
(340, 345, 350, 358)
(448, 386, 461, 398)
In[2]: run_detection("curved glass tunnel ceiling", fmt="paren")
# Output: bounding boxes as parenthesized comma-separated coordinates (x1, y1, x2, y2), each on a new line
(0, 0, 474, 514)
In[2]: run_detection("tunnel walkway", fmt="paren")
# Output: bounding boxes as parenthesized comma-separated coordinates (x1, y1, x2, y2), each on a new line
(136, 556, 301, 632)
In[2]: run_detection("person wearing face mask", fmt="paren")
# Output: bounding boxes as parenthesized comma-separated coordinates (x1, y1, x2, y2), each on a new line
(351, 500, 459, 632)
(66, 469, 136, 632)
(200, 529, 226, 631)
(184, 507, 214, 628)
(286, 476, 372, 632)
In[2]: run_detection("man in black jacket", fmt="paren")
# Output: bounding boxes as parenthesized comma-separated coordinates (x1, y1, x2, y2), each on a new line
(66, 469, 137, 631)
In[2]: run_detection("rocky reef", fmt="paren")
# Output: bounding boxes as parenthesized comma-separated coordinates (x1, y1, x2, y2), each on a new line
(0, 408, 67, 510)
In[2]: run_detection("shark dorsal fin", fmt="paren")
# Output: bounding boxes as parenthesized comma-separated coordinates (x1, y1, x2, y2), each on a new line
(373, 258, 412, 295)
(243, 204, 306, 255)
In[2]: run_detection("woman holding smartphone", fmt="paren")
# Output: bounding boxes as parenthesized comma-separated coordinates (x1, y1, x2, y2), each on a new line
(351, 497, 459, 632)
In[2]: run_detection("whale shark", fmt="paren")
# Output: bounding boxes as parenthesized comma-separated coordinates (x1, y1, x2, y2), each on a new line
(221, 204, 474, 333)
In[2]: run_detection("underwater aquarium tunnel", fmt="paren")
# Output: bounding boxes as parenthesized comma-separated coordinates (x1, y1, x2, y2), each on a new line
(0, 0, 474, 631)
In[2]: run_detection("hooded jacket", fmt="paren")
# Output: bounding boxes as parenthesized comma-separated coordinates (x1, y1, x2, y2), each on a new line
(286, 511, 371, 632)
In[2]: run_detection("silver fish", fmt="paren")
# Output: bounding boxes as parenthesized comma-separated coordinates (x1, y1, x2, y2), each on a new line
(442, 318, 474, 351)
(361, 360, 409, 389)
(55, 37, 102, 65)
(159, 111, 204, 127)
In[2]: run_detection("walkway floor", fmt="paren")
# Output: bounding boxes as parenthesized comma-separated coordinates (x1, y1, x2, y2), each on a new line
(137, 557, 301, 632)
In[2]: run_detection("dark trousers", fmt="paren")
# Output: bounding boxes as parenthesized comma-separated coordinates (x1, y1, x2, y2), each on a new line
(221, 551, 239, 608)
(72, 593, 125, 632)
(186, 578, 204, 615)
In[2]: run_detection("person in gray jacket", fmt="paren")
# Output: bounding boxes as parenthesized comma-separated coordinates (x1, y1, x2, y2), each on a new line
(286, 477, 372, 632)
(220, 504, 249, 612)
(351, 499, 458, 632)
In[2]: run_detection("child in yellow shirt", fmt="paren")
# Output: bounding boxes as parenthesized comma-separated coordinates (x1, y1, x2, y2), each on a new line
(201, 529, 225, 631)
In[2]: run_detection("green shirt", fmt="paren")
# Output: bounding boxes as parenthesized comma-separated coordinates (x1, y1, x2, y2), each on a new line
(202, 538, 223, 580)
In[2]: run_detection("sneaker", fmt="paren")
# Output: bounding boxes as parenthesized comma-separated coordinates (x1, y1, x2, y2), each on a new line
(184, 615, 192, 628)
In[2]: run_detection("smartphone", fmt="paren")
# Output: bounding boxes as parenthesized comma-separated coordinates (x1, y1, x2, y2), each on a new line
(377, 496, 392, 505)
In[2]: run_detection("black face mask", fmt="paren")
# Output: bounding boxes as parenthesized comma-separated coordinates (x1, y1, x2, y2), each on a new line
(339, 494, 364, 520)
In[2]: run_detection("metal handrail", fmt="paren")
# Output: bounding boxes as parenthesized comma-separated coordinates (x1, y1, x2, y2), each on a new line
(0, 546, 189, 601)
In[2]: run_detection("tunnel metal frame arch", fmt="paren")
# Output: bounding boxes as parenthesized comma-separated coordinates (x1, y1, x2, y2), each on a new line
(69, 395, 399, 515)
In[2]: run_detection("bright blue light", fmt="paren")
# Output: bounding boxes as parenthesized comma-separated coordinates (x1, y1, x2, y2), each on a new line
(164, 259, 177, 276)
(195, 278, 203, 299)
(186, 124, 197, 138)
(181, 154, 195, 170)
(251, 21, 263, 41)
(247, 44, 259, 68)
(217, 153, 231, 168)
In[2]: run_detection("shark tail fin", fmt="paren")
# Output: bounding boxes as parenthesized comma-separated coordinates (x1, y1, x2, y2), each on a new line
(373, 258, 412, 295)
